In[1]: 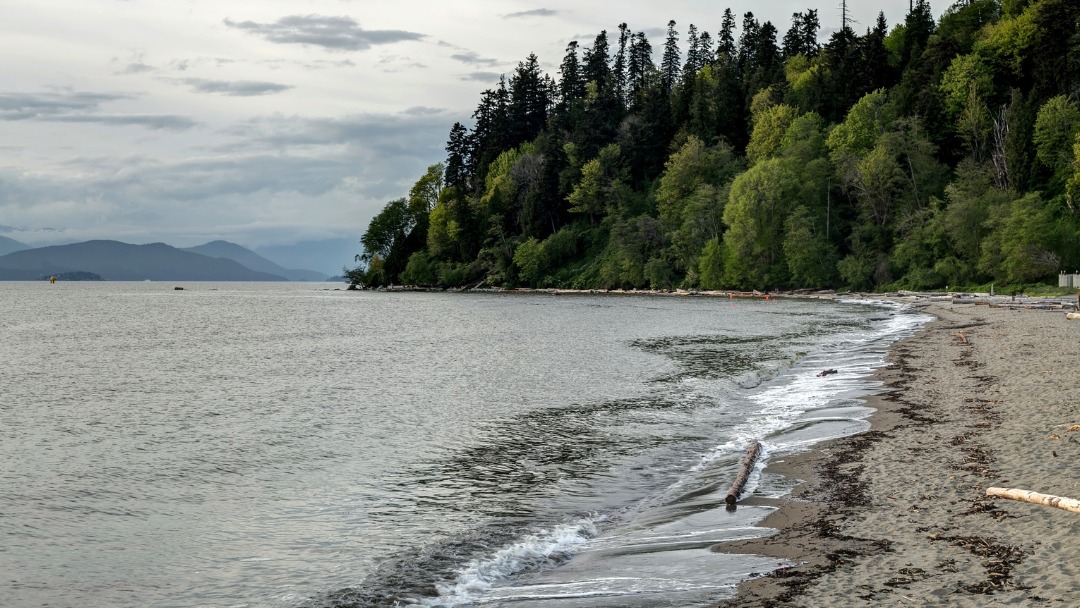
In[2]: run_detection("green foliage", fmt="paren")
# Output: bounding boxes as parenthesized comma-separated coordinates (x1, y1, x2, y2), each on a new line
(360, 198, 412, 264)
(827, 89, 896, 166)
(408, 164, 444, 218)
(837, 249, 879, 291)
(427, 192, 461, 260)
(1002, 0, 1032, 18)
(567, 144, 628, 221)
(353, 9, 1080, 292)
(937, 0, 1003, 53)
(940, 54, 993, 116)
(697, 237, 726, 289)
(1033, 95, 1080, 176)
(655, 136, 741, 273)
(645, 256, 677, 290)
(401, 251, 439, 286)
(599, 215, 664, 288)
(721, 158, 796, 289)
(979, 192, 1062, 284)
(513, 238, 546, 286)
(1068, 132, 1080, 212)
(747, 103, 801, 165)
(783, 206, 839, 288)
(973, 6, 1037, 79)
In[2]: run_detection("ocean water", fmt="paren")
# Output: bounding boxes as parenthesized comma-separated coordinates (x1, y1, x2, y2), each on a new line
(0, 282, 930, 607)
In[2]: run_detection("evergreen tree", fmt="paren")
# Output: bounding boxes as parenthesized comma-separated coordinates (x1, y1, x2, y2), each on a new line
(583, 31, 612, 91)
(716, 9, 737, 65)
(628, 31, 655, 106)
(685, 24, 702, 77)
(783, 12, 808, 58)
(661, 20, 681, 95)
(558, 41, 585, 105)
(445, 122, 471, 192)
(507, 53, 549, 149)
(614, 23, 630, 109)
(801, 10, 821, 57)
(698, 32, 714, 68)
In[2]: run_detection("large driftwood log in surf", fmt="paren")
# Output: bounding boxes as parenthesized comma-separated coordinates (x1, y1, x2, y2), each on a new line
(986, 487, 1080, 514)
(726, 441, 762, 505)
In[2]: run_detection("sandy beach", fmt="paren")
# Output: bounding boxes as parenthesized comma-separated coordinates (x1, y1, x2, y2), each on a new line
(717, 301, 1080, 606)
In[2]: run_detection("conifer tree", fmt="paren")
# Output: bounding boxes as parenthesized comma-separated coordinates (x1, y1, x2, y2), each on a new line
(661, 20, 681, 95)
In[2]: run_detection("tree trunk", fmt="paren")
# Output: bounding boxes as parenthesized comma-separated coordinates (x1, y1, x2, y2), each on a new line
(986, 487, 1080, 514)
(726, 440, 762, 505)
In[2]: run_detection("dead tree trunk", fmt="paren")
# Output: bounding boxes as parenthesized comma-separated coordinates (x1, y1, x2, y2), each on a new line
(726, 440, 763, 505)
(986, 487, 1080, 514)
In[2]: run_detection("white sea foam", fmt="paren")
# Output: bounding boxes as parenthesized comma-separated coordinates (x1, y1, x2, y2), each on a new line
(699, 301, 931, 467)
(425, 517, 601, 607)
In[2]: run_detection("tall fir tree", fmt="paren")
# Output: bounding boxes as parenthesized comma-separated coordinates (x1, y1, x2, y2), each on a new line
(661, 20, 681, 95)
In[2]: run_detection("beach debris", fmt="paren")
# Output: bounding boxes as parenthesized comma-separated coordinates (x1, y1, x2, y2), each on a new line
(954, 332, 968, 343)
(986, 487, 1080, 514)
(817, 369, 838, 377)
(1067, 312, 1080, 320)
(1050, 424, 1080, 440)
(725, 440, 762, 505)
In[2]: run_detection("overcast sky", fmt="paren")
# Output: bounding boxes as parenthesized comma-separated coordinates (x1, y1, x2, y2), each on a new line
(1, 0, 935, 255)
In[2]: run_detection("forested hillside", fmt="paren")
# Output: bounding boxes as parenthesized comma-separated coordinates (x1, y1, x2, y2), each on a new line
(349, 0, 1080, 292)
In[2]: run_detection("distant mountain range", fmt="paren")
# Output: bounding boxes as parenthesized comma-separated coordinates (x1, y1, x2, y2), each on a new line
(0, 235, 28, 256)
(181, 241, 327, 282)
(0, 240, 330, 281)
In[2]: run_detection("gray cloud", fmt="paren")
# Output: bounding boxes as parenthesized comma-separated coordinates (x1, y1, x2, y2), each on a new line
(49, 114, 197, 130)
(120, 62, 155, 74)
(112, 50, 155, 75)
(221, 109, 450, 162)
(179, 78, 293, 96)
(504, 8, 557, 19)
(0, 107, 451, 248)
(224, 14, 424, 51)
(0, 91, 195, 130)
(461, 71, 501, 82)
(0, 91, 129, 120)
(450, 51, 499, 67)
(401, 106, 445, 116)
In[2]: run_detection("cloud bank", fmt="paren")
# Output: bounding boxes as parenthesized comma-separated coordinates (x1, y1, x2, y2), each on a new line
(224, 14, 425, 51)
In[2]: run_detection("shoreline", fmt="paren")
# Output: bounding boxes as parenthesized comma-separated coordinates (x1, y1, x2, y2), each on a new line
(714, 302, 1080, 606)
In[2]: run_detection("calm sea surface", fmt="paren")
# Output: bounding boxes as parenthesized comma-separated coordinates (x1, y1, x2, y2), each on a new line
(0, 282, 929, 607)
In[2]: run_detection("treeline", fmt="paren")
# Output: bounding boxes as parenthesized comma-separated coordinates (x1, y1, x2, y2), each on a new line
(349, 0, 1080, 292)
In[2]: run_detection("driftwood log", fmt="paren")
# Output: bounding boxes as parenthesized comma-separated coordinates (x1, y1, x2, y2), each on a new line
(986, 487, 1080, 514)
(726, 440, 762, 505)
(1066, 312, 1080, 320)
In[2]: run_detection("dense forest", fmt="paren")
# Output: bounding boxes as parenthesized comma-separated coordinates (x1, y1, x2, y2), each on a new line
(348, 0, 1080, 292)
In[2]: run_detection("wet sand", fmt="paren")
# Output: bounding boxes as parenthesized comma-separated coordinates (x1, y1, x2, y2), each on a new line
(716, 302, 1080, 606)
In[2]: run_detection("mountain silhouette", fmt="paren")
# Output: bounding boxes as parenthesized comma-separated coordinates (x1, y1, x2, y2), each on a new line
(0, 240, 288, 281)
(182, 240, 326, 281)
(0, 235, 28, 257)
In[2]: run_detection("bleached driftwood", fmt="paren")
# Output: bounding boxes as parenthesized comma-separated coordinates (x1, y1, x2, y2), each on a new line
(726, 440, 762, 505)
(1066, 312, 1080, 320)
(986, 487, 1080, 514)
